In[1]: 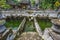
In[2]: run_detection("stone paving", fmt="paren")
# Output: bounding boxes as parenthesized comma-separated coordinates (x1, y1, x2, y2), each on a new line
(17, 32, 42, 40)
(42, 28, 53, 40)
(42, 28, 60, 40)
(49, 28, 60, 40)
(0, 10, 60, 40)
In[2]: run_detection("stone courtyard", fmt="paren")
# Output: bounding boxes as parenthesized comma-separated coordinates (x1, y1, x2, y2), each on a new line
(0, 0, 60, 40)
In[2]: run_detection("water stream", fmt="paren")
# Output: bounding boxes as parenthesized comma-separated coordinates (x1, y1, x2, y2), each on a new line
(23, 20, 36, 32)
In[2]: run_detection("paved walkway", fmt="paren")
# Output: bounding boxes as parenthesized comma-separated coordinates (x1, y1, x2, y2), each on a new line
(17, 32, 42, 40)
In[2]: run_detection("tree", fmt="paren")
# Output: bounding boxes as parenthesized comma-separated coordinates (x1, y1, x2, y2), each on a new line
(40, 0, 58, 10)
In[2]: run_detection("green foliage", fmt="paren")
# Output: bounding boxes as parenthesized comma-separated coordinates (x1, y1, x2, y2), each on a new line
(0, 0, 59, 10)
(5, 19, 21, 30)
(0, 0, 11, 9)
(24, 21, 36, 32)
(37, 19, 52, 31)
(40, 0, 58, 10)
(30, 0, 35, 6)
(12, 0, 21, 5)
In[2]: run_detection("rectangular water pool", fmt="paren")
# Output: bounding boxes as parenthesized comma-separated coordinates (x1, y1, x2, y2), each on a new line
(23, 19, 36, 32)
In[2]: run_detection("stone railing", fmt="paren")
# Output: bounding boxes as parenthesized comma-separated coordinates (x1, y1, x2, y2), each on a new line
(0, 29, 12, 40)
(17, 18, 26, 34)
(34, 18, 42, 36)
(13, 18, 26, 40)
(1, 10, 58, 19)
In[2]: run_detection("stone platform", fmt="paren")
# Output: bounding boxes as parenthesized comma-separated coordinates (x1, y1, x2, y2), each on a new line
(17, 32, 42, 40)
(43, 28, 60, 40)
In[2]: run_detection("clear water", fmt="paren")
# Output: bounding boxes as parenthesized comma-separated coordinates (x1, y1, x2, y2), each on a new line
(24, 20, 36, 32)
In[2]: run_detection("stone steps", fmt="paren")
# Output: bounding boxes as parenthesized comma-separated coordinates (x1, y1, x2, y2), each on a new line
(0, 29, 12, 40)
(17, 32, 42, 40)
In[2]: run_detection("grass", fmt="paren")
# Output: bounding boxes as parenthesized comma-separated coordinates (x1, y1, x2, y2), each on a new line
(24, 21, 36, 32)
(37, 19, 52, 31)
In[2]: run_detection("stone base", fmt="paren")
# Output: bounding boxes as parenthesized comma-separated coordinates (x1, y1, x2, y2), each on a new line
(52, 25, 60, 33)
(43, 28, 60, 40)
(49, 28, 60, 40)
(42, 28, 53, 40)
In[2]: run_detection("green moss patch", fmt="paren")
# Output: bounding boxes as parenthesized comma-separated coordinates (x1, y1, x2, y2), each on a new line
(5, 18, 22, 30)
(37, 18, 52, 31)
(24, 21, 36, 32)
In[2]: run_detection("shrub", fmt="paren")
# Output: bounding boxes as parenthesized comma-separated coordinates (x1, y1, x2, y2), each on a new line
(0, 0, 12, 9)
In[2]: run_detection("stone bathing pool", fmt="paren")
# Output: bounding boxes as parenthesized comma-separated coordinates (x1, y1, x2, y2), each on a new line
(0, 16, 53, 40)
(15, 17, 42, 40)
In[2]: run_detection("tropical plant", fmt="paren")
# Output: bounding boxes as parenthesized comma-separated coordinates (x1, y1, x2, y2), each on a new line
(54, 1, 60, 10)
(0, 0, 12, 9)
(40, 0, 59, 10)
(30, 0, 35, 6)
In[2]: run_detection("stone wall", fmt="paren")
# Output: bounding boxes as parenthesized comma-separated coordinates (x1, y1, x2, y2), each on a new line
(34, 18, 42, 36)
(1, 10, 58, 19)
